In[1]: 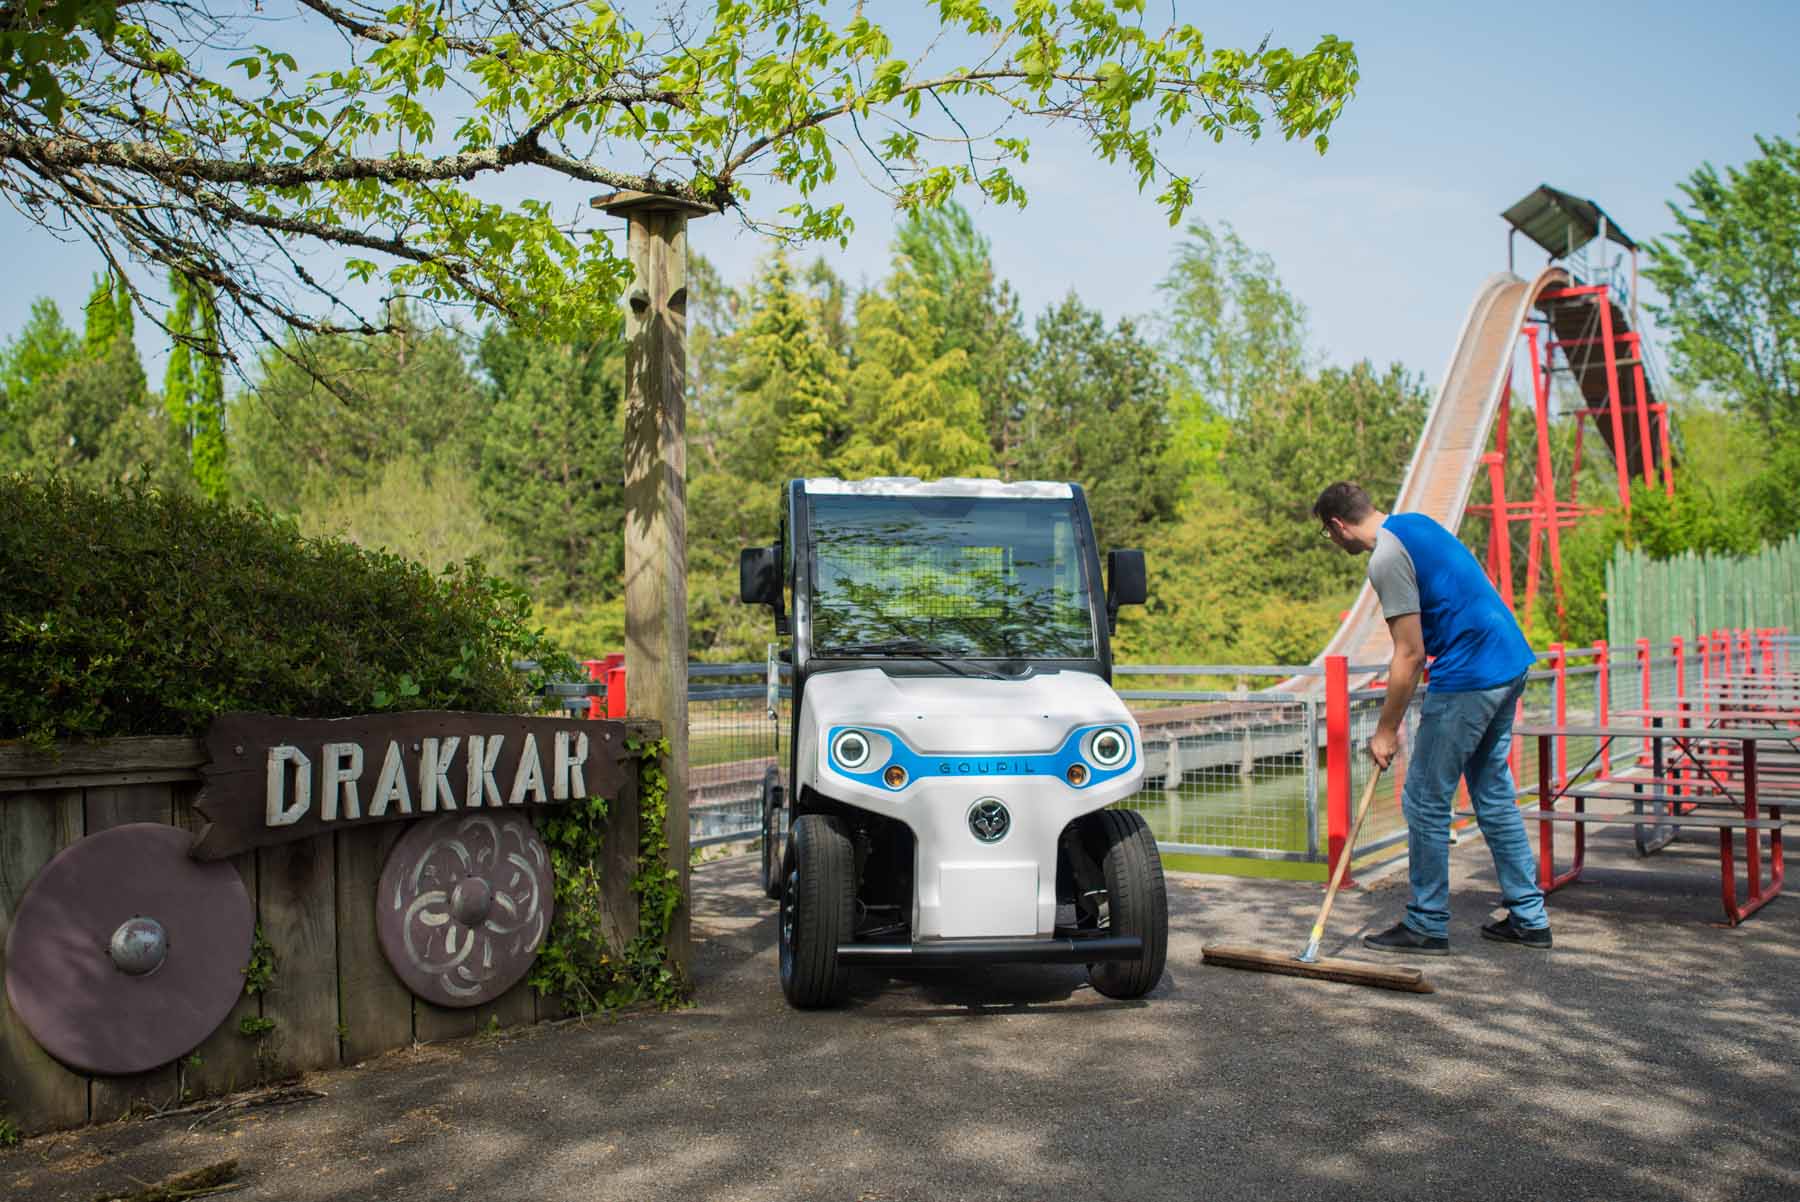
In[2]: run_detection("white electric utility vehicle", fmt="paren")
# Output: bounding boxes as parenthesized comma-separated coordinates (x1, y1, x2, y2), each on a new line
(739, 477, 1167, 1008)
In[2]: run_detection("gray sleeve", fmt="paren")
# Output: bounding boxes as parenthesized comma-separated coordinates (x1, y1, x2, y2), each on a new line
(1367, 529, 1420, 619)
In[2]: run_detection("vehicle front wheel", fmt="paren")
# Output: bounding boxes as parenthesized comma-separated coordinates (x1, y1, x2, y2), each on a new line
(760, 766, 787, 900)
(779, 813, 855, 1008)
(1086, 809, 1168, 999)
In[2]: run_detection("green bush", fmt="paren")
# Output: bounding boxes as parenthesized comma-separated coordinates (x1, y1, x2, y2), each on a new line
(0, 476, 576, 742)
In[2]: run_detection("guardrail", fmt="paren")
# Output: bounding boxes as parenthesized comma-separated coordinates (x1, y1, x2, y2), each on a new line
(543, 630, 1797, 877)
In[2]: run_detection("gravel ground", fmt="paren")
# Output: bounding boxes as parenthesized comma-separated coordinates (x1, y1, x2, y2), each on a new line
(5, 824, 1798, 1201)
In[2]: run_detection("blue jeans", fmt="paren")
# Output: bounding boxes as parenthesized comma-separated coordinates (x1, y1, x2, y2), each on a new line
(1401, 674, 1548, 939)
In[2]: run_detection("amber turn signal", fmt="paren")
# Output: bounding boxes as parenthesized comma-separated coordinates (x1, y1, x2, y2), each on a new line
(883, 764, 908, 789)
(1066, 763, 1089, 786)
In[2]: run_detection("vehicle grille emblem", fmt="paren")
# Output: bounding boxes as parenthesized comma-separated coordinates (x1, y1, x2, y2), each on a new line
(968, 798, 1010, 843)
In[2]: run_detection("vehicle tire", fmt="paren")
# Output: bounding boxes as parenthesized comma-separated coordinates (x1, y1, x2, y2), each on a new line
(1086, 809, 1168, 999)
(760, 766, 787, 900)
(779, 813, 855, 1008)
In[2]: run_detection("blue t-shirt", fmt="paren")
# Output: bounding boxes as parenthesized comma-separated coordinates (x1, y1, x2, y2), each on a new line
(1367, 513, 1534, 692)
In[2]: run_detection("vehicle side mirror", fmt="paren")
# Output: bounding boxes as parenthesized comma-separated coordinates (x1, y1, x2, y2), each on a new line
(1105, 549, 1147, 633)
(739, 546, 779, 607)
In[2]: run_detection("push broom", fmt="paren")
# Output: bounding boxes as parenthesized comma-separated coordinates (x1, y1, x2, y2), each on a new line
(1202, 766, 1433, 993)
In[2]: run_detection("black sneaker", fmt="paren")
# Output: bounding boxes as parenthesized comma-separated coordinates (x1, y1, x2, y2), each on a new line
(1480, 914, 1552, 949)
(1362, 922, 1450, 957)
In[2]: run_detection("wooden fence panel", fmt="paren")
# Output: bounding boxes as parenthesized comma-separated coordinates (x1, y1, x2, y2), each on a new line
(2, 721, 650, 1133)
(415, 977, 538, 1045)
(335, 824, 413, 1063)
(1610, 535, 1800, 649)
(0, 788, 89, 1134)
(174, 786, 262, 1099)
(257, 835, 339, 1079)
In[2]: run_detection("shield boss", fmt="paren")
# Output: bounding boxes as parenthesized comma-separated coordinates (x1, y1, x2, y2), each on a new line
(5, 823, 254, 1076)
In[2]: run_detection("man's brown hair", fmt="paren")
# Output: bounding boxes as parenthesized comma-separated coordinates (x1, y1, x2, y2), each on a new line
(1312, 482, 1374, 526)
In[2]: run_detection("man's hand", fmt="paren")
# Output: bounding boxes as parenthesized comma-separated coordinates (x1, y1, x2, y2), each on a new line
(1369, 725, 1400, 771)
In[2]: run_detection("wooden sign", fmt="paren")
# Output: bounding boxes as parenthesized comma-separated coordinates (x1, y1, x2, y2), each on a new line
(192, 712, 644, 859)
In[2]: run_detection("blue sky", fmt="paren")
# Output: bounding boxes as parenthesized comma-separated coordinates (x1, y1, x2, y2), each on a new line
(3, 1, 1796, 390)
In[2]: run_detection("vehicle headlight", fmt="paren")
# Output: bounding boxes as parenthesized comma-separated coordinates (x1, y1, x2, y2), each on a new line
(832, 729, 872, 771)
(1089, 726, 1130, 769)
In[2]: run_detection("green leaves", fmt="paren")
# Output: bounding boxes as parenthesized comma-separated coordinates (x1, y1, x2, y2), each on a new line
(1645, 127, 1800, 436)
(528, 736, 687, 1014)
(2, 2, 1356, 343)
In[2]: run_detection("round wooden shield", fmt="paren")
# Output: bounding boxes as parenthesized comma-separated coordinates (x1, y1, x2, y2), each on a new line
(4, 823, 254, 1076)
(376, 812, 554, 1008)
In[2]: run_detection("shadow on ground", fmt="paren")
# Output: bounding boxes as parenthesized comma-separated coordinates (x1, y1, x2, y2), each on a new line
(5, 826, 1797, 1201)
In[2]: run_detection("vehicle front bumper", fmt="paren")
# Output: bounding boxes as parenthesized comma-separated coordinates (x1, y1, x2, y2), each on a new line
(836, 933, 1142, 965)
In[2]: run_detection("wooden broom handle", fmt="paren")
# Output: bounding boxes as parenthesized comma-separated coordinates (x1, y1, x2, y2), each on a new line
(1307, 765, 1385, 948)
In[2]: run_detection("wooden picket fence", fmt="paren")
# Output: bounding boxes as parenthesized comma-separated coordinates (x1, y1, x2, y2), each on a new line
(1606, 534, 1800, 649)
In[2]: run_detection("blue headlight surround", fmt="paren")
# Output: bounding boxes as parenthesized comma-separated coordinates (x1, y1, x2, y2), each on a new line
(825, 724, 1137, 790)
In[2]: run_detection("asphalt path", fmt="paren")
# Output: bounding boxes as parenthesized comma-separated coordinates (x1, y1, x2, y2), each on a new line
(6, 825, 1798, 1201)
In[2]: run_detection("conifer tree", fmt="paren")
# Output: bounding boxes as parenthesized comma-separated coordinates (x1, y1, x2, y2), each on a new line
(893, 203, 1030, 466)
(81, 273, 121, 354)
(163, 271, 195, 452)
(720, 251, 846, 485)
(1018, 295, 1180, 546)
(190, 288, 228, 501)
(474, 324, 625, 598)
(836, 267, 993, 480)
(163, 271, 229, 500)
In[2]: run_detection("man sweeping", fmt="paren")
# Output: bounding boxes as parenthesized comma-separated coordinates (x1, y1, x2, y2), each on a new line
(1313, 482, 1551, 955)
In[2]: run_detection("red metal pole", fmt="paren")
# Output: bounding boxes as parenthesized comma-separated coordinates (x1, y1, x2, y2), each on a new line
(1551, 642, 1568, 789)
(1659, 405, 1674, 497)
(1598, 291, 1632, 514)
(1537, 734, 1554, 893)
(1671, 633, 1690, 801)
(1699, 633, 1712, 722)
(1636, 638, 1652, 764)
(1325, 655, 1352, 884)
(1745, 739, 1762, 904)
(1483, 451, 1513, 608)
(1627, 334, 1656, 489)
(1672, 636, 1688, 737)
(1762, 629, 1775, 676)
(1595, 640, 1610, 779)
(1528, 325, 1568, 629)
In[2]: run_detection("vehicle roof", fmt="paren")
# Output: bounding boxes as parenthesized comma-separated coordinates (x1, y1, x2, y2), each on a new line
(800, 477, 1074, 499)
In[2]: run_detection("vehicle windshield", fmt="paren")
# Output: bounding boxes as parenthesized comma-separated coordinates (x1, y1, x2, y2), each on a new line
(807, 494, 1097, 659)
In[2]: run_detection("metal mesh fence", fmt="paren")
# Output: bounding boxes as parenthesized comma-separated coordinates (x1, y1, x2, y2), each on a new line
(1345, 689, 1417, 863)
(1121, 690, 1318, 861)
(595, 632, 1800, 864)
(688, 669, 786, 848)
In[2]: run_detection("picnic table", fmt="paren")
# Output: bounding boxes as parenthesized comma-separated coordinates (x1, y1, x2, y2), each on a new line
(1475, 723, 1798, 924)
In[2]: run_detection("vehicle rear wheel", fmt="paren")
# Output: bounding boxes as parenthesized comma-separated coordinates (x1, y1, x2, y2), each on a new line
(760, 766, 787, 900)
(779, 813, 855, 1008)
(1086, 809, 1168, 999)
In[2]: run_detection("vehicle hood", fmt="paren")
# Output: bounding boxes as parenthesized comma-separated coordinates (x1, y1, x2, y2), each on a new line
(799, 667, 1135, 753)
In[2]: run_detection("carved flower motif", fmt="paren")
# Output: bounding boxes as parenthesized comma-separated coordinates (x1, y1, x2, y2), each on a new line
(382, 813, 553, 1006)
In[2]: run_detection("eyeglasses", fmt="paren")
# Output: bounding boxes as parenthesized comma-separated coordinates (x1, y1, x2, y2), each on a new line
(1319, 524, 1337, 541)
